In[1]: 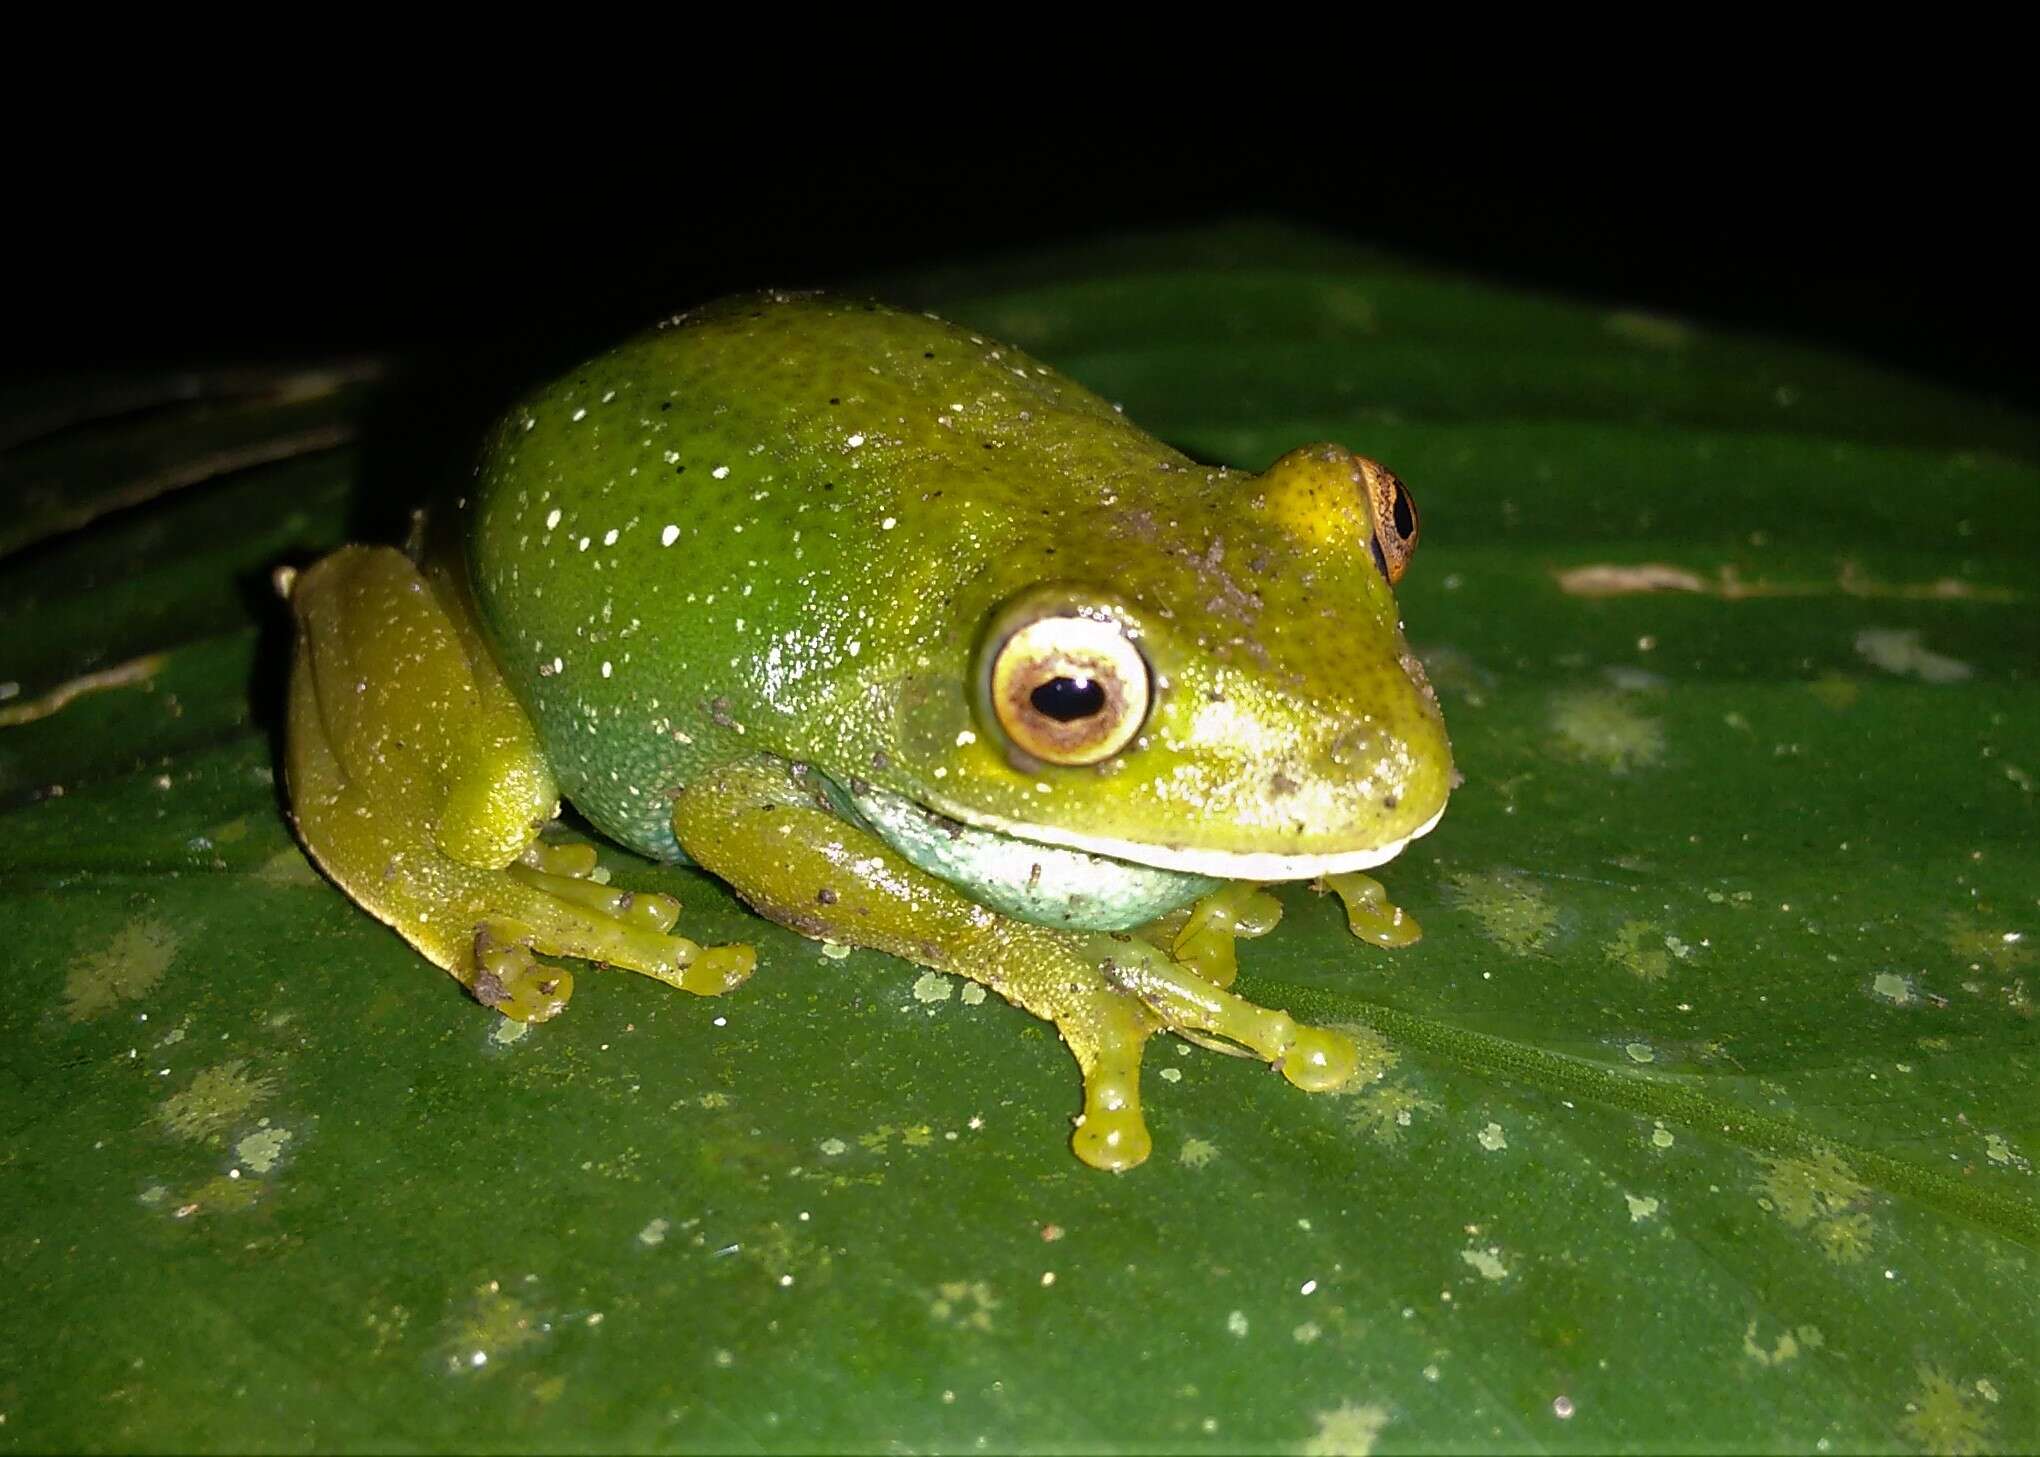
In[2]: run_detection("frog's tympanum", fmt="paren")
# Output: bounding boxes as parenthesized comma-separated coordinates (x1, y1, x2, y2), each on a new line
(281, 293, 1452, 1170)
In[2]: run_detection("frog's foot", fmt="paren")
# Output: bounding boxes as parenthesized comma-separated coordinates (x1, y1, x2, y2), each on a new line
(1318, 870, 1422, 948)
(1144, 881, 1285, 990)
(471, 917, 575, 1022)
(503, 851, 757, 1002)
(1100, 936, 1359, 1093)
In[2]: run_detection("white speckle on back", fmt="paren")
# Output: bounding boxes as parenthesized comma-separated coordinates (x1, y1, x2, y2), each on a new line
(661, 524, 679, 546)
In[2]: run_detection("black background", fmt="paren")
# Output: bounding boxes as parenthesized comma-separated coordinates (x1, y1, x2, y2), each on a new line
(8, 142, 2033, 419)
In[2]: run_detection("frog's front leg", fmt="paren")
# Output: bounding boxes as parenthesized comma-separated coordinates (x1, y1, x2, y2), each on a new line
(282, 545, 755, 1022)
(670, 757, 1358, 1171)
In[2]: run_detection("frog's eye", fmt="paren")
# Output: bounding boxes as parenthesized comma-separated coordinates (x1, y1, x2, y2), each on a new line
(1360, 457, 1420, 585)
(984, 612, 1151, 767)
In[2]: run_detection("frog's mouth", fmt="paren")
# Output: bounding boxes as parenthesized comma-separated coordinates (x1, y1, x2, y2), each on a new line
(955, 802, 1449, 882)
(829, 775, 1445, 933)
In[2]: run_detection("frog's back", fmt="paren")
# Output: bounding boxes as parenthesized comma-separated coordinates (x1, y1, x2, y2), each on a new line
(459, 292, 1199, 859)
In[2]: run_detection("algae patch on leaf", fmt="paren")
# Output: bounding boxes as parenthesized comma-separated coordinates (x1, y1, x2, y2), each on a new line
(157, 1059, 276, 1143)
(64, 917, 179, 1019)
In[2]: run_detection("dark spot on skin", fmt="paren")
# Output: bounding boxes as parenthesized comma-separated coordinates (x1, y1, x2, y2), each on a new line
(709, 697, 737, 729)
(660, 401, 671, 411)
(870, 750, 891, 771)
(817, 887, 838, 905)
(616, 891, 636, 913)
(848, 777, 871, 798)
(1383, 796, 1399, 810)
(923, 351, 935, 359)
(473, 971, 507, 1008)
(1269, 771, 1301, 798)
(829, 397, 840, 405)
(674, 465, 686, 475)
(1028, 864, 1042, 887)
(538, 979, 559, 995)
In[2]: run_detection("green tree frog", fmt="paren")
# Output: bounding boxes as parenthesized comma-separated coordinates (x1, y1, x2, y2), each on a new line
(280, 292, 1452, 1171)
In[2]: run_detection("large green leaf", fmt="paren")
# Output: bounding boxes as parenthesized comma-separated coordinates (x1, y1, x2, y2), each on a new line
(3, 225, 2033, 1454)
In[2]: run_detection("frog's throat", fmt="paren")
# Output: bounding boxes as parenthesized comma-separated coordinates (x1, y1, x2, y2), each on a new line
(957, 802, 1448, 882)
(826, 776, 1218, 932)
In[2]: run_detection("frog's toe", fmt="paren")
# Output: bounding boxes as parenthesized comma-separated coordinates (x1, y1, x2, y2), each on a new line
(472, 917, 575, 1023)
(1106, 937, 1359, 1094)
(1277, 1024, 1359, 1092)
(519, 839, 601, 880)
(503, 861, 754, 997)
(1068, 1022, 1154, 1172)
(1155, 882, 1285, 989)
(1319, 871, 1422, 948)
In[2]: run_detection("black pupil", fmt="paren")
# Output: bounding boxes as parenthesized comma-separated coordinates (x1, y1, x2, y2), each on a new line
(1391, 481, 1416, 540)
(1031, 676, 1107, 722)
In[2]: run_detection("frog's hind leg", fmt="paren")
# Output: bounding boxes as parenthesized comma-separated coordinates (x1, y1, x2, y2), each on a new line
(281, 545, 753, 1021)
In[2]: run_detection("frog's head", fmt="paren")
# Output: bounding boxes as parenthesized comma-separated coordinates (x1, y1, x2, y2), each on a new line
(878, 442, 1453, 893)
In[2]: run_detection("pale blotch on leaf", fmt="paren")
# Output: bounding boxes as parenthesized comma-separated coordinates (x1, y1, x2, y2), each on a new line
(1871, 971, 1916, 1006)
(1943, 915, 2032, 975)
(1608, 919, 1688, 981)
(157, 1059, 276, 1143)
(1321, 1022, 1399, 1090)
(234, 1126, 292, 1173)
(1897, 1364, 1996, 1457)
(1347, 1083, 1440, 1146)
(1303, 1401, 1390, 1457)
(1548, 689, 1664, 775)
(1446, 868, 1560, 956)
(1806, 672, 1862, 711)
(1624, 1193, 1659, 1223)
(1179, 1137, 1220, 1169)
(1741, 1320, 1823, 1367)
(929, 1280, 997, 1332)
(445, 1282, 542, 1374)
(1982, 1132, 2027, 1170)
(911, 971, 953, 1004)
(65, 916, 179, 1020)
(185, 1173, 260, 1215)
(1477, 1122, 1507, 1152)
(1460, 1247, 1509, 1281)
(1854, 628, 1973, 684)
(1755, 1150, 1874, 1264)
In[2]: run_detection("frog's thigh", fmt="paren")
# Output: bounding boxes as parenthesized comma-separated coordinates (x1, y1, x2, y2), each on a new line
(282, 546, 753, 1020)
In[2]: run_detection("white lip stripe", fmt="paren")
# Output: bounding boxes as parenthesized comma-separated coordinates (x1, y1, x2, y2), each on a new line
(939, 803, 1448, 881)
